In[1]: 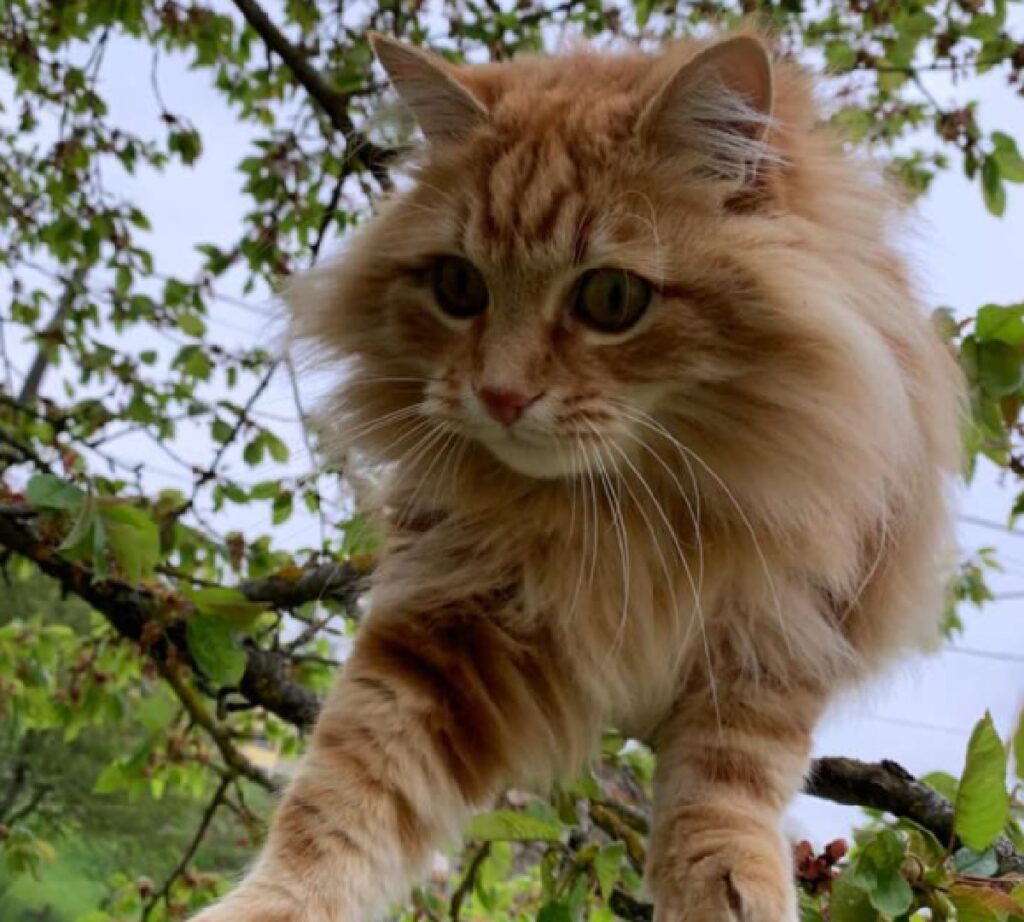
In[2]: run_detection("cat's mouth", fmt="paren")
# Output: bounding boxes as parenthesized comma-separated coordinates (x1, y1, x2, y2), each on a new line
(474, 427, 601, 479)
(479, 432, 579, 479)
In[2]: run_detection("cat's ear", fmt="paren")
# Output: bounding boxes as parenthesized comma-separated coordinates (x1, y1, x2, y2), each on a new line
(636, 36, 775, 179)
(368, 33, 487, 143)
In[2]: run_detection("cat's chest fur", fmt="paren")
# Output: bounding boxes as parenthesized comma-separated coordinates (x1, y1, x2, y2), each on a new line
(381, 491, 815, 742)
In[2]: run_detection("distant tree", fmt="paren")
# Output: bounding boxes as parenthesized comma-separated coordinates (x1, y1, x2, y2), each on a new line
(0, 2, 1022, 920)
(0, 571, 261, 921)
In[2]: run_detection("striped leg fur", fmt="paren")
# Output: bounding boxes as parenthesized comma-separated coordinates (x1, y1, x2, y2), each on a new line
(191, 599, 586, 922)
(647, 678, 823, 922)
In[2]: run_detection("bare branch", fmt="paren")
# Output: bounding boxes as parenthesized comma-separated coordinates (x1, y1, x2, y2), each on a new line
(240, 561, 367, 610)
(19, 266, 88, 405)
(142, 773, 234, 920)
(450, 842, 491, 922)
(806, 756, 1024, 875)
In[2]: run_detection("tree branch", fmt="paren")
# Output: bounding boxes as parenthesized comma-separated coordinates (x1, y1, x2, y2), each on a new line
(230, 0, 393, 182)
(805, 756, 1024, 875)
(240, 561, 367, 611)
(4, 783, 52, 827)
(158, 660, 275, 792)
(0, 503, 356, 731)
(142, 773, 233, 920)
(1, 506, 1022, 884)
(18, 266, 87, 405)
(450, 842, 491, 922)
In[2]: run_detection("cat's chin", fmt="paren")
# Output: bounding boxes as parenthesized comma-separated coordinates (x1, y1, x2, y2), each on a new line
(478, 434, 581, 480)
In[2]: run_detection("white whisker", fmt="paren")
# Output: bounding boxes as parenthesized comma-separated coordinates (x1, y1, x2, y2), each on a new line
(339, 405, 425, 447)
(585, 423, 631, 661)
(623, 409, 791, 660)
(404, 427, 459, 516)
(601, 432, 719, 728)
(564, 437, 591, 627)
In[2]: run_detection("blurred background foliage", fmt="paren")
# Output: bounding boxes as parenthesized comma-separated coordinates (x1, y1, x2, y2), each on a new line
(1, 0, 1023, 920)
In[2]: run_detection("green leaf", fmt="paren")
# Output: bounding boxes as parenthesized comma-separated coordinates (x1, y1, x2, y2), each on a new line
(177, 313, 206, 337)
(922, 770, 960, 802)
(58, 495, 97, 552)
(851, 830, 913, 918)
(137, 692, 176, 732)
(956, 712, 1009, 851)
(465, 809, 564, 843)
(952, 846, 999, 877)
(798, 892, 824, 922)
(182, 587, 269, 631)
(26, 474, 84, 511)
(593, 843, 625, 899)
(92, 513, 109, 581)
(932, 307, 960, 341)
(168, 127, 202, 164)
(264, 431, 290, 463)
(93, 760, 126, 794)
(975, 305, 1024, 346)
(100, 505, 161, 582)
(185, 614, 247, 686)
(976, 340, 1022, 396)
(950, 884, 1020, 922)
(243, 436, 264, 466)
(212, 418, 233, 444)
(825, 41, 857, 71)
(982, 156, 1007, 217)
(536, 903, 571, 922)
(992, 132, 1024, 183)
(830, 874, 878, 922)
(272, 491, 293, 525)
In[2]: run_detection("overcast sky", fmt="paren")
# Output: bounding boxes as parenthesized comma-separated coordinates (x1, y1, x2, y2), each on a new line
(4, 3, 1023, 843)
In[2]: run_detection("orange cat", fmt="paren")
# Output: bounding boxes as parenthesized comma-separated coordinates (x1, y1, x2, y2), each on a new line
(193, 30, 963, 922)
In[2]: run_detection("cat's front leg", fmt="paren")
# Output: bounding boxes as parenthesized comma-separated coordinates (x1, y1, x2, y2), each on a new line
(191, 598, 587, 922)
(646, 676, 824, 922)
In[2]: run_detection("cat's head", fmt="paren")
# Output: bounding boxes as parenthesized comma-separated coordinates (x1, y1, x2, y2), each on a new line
(294, 32, 951, 519)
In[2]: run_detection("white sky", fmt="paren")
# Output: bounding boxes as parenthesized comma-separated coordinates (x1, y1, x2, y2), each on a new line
(4, 3, 1023, 842)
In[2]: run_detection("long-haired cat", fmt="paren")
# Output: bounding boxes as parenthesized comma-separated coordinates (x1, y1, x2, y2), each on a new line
(193, 29, 963, 922)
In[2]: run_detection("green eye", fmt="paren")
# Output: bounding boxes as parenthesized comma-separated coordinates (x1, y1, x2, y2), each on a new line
(573, 268, 652, 333)
(431, 255, 489, 319)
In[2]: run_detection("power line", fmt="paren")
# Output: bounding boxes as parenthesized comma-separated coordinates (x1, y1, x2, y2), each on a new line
(947, 644, 1024, 664)
(865, 713, 971, 738)
(958, 513, 1024, 540)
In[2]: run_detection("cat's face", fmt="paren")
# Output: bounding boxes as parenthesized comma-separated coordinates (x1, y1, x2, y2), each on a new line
(387, 186, 696, 480)
(318, 35, 784, 480)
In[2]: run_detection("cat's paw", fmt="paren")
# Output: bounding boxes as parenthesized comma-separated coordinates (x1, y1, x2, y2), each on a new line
(650, 833, 797, 922)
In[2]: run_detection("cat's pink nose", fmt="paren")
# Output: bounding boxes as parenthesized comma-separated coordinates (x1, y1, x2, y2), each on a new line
(475, 386, 542, 426)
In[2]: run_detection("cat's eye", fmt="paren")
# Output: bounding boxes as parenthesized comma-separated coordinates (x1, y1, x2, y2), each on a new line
(431, 255, 489, 319)
(572, 268, 653, 334)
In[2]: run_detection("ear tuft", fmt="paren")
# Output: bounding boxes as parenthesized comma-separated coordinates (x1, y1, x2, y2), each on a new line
(368, 33, 487, 143)
(637, 35, 777, 182)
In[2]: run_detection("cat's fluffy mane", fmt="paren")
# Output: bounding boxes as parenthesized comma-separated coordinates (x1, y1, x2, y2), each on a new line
(289, 33, 964, 742)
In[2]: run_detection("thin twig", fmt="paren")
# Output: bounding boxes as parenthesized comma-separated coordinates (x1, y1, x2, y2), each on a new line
(157, 660, 276, 792)
(19, 266, 88, 405)
(141, 773, 234, 920)
(450, 842, 491, 921)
